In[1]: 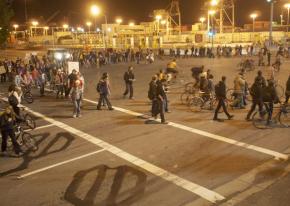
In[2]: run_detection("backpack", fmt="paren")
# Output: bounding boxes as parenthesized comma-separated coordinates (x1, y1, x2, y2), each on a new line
(214, 83, 222, 97)
(148, 82, 156, 100)
(96, 82, 101, 93)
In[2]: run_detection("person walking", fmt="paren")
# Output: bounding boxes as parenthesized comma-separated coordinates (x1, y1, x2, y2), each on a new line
(156, 79, 168, 124)
(285, 75, 290, 104)
(123, 66, 135, 99)
(0, 106, 23, 156)
(213, 76, 234, 122)
(97, 73, 114, 110)
(69, 80, 83, 118)
(246, 78, 264, 121)
(148, 75, 158, 118)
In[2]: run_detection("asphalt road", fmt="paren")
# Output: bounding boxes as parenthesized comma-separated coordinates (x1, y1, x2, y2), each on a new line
(0, 50, 290, 206)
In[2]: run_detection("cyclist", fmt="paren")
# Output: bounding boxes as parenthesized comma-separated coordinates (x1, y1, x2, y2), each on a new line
(191, 65, 204, 87)
(166, 59, 178, 77)
(0, 106, 23, 156)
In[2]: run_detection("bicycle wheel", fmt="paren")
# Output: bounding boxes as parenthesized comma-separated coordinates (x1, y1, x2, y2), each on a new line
(252, 111, 270, 129)
(226, 89, 235, 102)
(180, 92, 193, 105)
(275, 85, 284, 99)
(22, 132, 38, 151)
(24, 113, 36, 129)
(279, 107, 290, 128)
(189, 97, 203, 112)
(24, 92, 34, 104)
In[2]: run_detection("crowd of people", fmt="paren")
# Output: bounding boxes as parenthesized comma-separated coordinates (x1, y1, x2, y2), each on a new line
(0, 44, 290, 156)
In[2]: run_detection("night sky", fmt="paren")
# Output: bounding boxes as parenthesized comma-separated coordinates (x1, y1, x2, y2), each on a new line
(11, 0, 290, 27)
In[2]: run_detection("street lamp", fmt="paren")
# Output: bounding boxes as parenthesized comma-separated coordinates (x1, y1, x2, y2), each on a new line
(31, 21, 38, 37)
(250, 13, 257, 32)
(267, 0, 274, 46)
(285, 3, 290, 32)
(199, 17, 206, 30)
(210, 0, 219, 6)
(86, 21, 92, 33)
(13, 24, 19, 31)
(116, 18, 123, 24)
(63, 24, 69, 31)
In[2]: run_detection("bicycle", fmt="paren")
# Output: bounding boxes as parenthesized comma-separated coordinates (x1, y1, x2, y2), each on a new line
(21, 84, 34, 104)
(252, 103, 290, 129)
(6, 124, 38, 153)
(188, 92, 226, 112)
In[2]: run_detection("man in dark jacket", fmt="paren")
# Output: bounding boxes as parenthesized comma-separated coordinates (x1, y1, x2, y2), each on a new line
(156, 79, 168, 124)
(123, 66, 135, 99)
(97, 73, 114, 110)
(285, 75, 290, 104)
(0, 106, 22, 156)
(213, 76, 234, 122)
(246, 78, 264, 120)
(263, 80, 279, 123)
(148, 75, 158, 117)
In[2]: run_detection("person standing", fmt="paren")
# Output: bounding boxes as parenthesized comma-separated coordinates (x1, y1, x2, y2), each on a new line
(0, 106, 23, 156)
(97, 73, 114, 110)
(69, 80, 83, 118)
(267, 50, 271, 66)
(246, 78, 264, 121)
(148, 75, 158, 117)
(213, 76, 234, 122)
(156, 79, 168, 124)
(123, 66, 135, 99)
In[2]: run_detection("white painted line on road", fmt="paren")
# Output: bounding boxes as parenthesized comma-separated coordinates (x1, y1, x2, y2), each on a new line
(25, 107, 225, 203)
(24, 124, 55, 132)
(84, 98, 289, 161)
(18, 149, 105, 179)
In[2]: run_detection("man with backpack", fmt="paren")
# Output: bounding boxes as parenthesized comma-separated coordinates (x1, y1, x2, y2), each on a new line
(123, 66, 135, 99)
(246, 78, 264, 121)
(213, 76, 234, 122)
(96, 73, 114, 110)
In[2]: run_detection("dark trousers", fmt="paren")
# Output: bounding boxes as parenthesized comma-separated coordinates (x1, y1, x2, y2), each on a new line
(123, 83, 133, 98)
(246, 99, 263, 119)
(1, 129, 21, 154)
(0, 73, 6, 82)
(264, 102, 274, 121)
(40, 83, 45, 96)
(97, 94, 112, 109)
(214, 98, 230, 119)
(286, 94, 289, 104)
(56, 85, 64, 97)
(157, 99, 166, 122)
(151, 99, 159, 117)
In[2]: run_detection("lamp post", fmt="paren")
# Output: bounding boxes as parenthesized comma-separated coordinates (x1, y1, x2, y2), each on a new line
(208, 10, 216, 49)
(31, 21, 38, 37)
(285, 3, 290, 32)
(13, 24, 19, 40)
(44, 26, 49, 36)
(90, 5, 108, 48)
(250, 13, 257, 32)
(267, 0, 274, 46)
(199, 17, 206, 30)
(63, 24, 69, 32)
(116, 18, 123, 24)
(86, 21, 92, 33)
